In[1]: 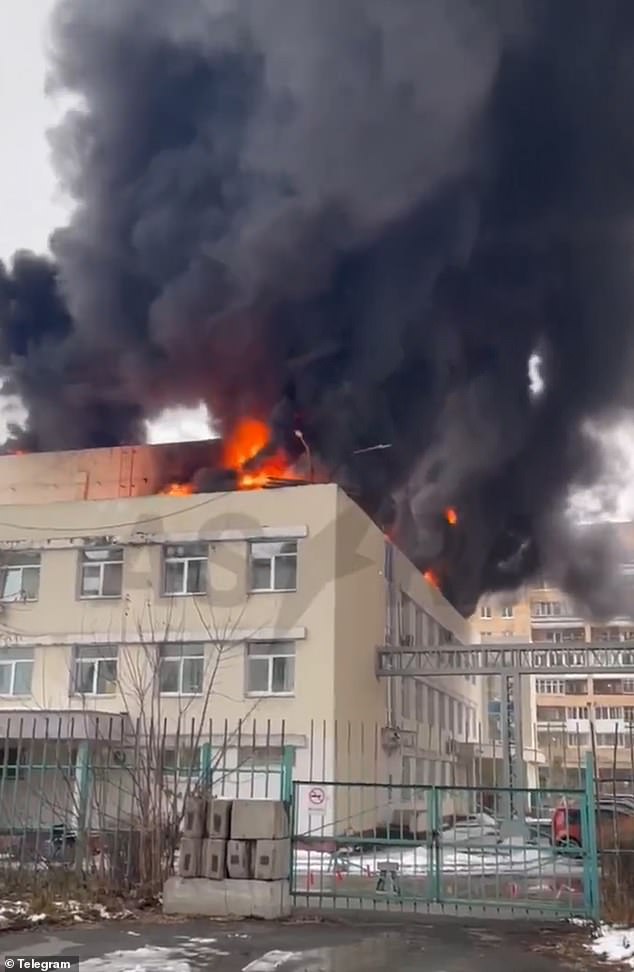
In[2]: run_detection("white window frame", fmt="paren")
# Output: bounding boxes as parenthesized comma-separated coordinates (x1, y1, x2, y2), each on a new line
(245, 641, 295, 696)
(501, 605, 514, 619)
(0, 552, 41, 602)
(162, 543, 208, 596)
(73, 646, 118, 696)
(480, 604, 492, 619)
(158, 643, 205, 695)
(248, 541, 298, 593)
(79, 547, 124, 599)
(0, 651, 33, 697)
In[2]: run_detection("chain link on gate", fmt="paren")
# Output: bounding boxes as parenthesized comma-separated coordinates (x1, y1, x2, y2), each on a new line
(290, 774, 599, 919)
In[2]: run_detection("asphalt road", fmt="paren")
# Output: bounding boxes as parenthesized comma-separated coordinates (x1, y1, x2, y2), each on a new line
(0, 915, 605, 972)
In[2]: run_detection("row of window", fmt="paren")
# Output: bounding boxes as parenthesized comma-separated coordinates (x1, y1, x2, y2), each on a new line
(398, 678, 478, 738)
(537, 704, 634, 722)
(0, 540, 299, 602)
(0, 641, 296, 698)
(536, 678, 634, 695)
(537, 731, 628, 749)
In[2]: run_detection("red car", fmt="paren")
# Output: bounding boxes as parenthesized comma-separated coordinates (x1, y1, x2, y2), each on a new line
(552, 797, 634, 850)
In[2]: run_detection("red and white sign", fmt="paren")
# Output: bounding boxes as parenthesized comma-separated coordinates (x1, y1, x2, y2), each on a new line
(308, 786, 326, 807)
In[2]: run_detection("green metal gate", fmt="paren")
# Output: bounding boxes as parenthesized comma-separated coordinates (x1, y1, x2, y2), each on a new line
(290, 767, 599, 918)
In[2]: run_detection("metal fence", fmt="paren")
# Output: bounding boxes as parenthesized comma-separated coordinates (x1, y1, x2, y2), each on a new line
(0, 712, 626, 920)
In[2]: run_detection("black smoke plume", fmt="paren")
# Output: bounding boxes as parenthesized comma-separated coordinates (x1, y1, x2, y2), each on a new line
(2, 0, 634, 615)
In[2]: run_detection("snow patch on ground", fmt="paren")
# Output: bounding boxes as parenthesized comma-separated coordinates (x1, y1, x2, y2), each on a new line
(0, 897, 133, 930)
(589, 926, 634, 966)
(80, 939, 232, 972)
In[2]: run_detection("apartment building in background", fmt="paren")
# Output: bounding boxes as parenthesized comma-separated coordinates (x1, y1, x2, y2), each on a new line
(0, 443, 482, 836)
(475, 522, 634, 782)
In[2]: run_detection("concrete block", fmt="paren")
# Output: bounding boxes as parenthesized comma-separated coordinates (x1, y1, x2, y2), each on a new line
(227, 838, 252, 878)
(207, 798, 232, 839)
(230, 799, 289, 840)
(253, 838, 291, 881)
(164, 877, 228, 916)
(163, 876, 290, 919)
(182, 795, 206, 838)
(226, 879, 291, 919)
(178, 837, 202, 877)
(201, 838, 227, 879)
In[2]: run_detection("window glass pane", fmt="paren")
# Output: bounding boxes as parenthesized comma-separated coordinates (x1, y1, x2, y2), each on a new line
(21, 566, 40, 600)
(159, 659, 179, 693)
(251, 559, 272, 590)
(164, 561, 185, 594)
(275, 556, 297, 590)
(247, 657, 270, 693)
(96, 658, 117, 694)
(13, 662, 32, 695)
(5, 552, 39, 566)
(102, 562, 123, 596)
(182, 657, 203, 694)
(0, 664, 12, 694)
(186, 558, 207, 594)
(81, 564, 102, 595)
(75, 660, 95, 694)
(1, 568, 22, 600)
(248, 642, 294, 656)
(279, 541, 297, 556)
(272, 655, 294, 693)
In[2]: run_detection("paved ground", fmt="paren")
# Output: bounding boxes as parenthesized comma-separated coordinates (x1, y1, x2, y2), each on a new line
(0, 916, 607, 972)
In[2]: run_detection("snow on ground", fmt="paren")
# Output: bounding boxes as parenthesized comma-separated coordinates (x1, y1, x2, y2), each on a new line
(589, 926, 634, 966)
(293, 842, 584, 877)
(79, 938, 231, 972)
(0, 898, 133, 929)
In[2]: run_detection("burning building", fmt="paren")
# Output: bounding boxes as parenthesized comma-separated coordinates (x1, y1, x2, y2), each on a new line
(3, 1, 634, 617)
(0, 441, 491, 836)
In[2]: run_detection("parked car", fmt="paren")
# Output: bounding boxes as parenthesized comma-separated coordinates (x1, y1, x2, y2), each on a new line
(552, 796, 634, 850)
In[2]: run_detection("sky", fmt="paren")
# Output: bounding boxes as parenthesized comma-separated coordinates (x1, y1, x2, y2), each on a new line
(0, 2, 632, 514)
(0, 1, 213, 445)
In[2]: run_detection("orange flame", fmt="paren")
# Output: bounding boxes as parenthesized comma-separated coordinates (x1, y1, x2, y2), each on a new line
(224, 417, 296, 490)
(160, 416, 300, 496)
(423, 568, 440, 589)
(445, 507, 458, 526)
(161, 482, 195, 497)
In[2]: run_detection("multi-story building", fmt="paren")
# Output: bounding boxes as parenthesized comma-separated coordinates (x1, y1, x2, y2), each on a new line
(475, 523, 634, 782)
(0, 442, 481, 836)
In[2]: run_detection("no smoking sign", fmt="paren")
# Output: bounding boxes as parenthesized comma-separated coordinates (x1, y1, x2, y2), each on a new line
(308, 786, 326, 807)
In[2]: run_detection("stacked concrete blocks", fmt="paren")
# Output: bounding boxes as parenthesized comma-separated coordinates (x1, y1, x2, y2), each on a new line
(165, 796, 291, 918)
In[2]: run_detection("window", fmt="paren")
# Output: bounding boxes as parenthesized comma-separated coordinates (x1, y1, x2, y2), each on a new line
(0, 648, 33, 696)
(532, 600, 562, 617)
(501, 605, 514, 618)
(480, 604, 492, 619)
(159, 643, 204, 695)
(567, 706, 588, 720)
(536, 679, 566, 695)
(162, 747, 201, 778)
(0, 552, 40, 601)
(565, 679, 588, 695)
(399, 592, 412, 641)
(73, 646, 118, 695)
(79, 547, 123, 598)
(625, 707, 634, 723)
(537, 706, 566, 722)
(238, 746, 287, 769)
(163, 543, 207, 595)
(593, 679, 623, 695)
(245, 641, 295, 695)
(624, 680, 634, 694)
(249, 541, 297, 592)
